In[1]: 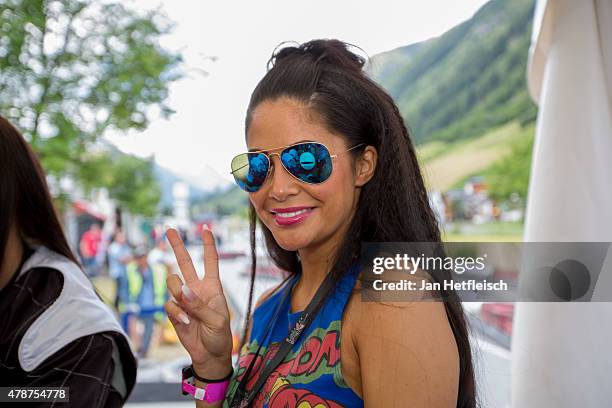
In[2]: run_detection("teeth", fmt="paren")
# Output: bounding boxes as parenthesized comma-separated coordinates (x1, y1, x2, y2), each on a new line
(275, 209, 309, 218)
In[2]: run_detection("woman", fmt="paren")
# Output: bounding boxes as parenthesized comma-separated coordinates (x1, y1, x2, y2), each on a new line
(108, 229, 132, 311)
(165, 39, 476, 407)
(0, 116, 137, 406)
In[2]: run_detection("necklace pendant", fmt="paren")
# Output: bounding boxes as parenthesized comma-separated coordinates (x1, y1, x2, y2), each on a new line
(238, 392, 251, 408)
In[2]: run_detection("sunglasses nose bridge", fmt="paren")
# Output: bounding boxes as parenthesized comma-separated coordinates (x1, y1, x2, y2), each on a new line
(267, 153, 290, 180)
(265, 153, 302, 198)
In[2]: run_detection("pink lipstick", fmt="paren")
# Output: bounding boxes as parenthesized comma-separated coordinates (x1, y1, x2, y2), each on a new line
(271, 206, 315, 226)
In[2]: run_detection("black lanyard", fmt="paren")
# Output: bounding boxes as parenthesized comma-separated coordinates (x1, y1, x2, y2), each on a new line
(229, 270, 337, 408)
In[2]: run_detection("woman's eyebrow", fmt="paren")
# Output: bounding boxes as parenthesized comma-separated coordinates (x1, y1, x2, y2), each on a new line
(248, 140, 315, 152)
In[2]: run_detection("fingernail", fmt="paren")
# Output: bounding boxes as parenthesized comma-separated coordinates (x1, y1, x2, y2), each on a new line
(203, 224, 210, 231)
(182, 284, 195, 302)
(178, 313, 190, 325)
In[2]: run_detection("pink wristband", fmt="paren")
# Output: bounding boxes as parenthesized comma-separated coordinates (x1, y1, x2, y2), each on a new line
(182, 376, 230, 403)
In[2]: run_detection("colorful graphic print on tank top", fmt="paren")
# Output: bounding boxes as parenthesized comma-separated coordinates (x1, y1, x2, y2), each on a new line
(224, 265, 363, 408)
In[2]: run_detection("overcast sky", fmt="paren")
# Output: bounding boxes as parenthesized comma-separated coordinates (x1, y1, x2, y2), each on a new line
(104, 0, 489, 188)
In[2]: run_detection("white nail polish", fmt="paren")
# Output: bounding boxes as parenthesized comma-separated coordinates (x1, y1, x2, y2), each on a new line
(182, 284, 195, 302)
(179, 313, 190, 325)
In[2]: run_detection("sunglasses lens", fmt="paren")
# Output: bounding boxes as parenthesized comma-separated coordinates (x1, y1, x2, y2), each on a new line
(281, 143, 332, 184)
(231, 152, 269, 192)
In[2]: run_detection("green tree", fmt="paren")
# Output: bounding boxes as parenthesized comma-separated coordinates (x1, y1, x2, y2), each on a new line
(0, 0, 181, 213)
(485, 126, 535, 201)
(107, 154, 160, 217)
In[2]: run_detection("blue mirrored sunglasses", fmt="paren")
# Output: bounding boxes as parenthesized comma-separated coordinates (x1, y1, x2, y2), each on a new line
(230, 141, 365, 192)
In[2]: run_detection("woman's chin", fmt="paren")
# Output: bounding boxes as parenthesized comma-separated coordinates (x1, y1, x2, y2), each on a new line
(274, 238, 307, 252)
(269, 230, 311, 252)
(261, 217, 320, 251)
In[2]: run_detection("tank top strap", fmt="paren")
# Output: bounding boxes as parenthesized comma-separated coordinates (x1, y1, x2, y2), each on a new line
(328, 262, 361, 310)
(287, 263, 360, 330)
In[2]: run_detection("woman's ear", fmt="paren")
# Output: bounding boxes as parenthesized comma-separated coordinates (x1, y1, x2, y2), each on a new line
(355, 146, 377, 187)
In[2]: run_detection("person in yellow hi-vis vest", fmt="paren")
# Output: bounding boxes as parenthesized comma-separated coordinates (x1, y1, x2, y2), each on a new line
(146, 238, 179, 344)
(126, 245, 167, 358)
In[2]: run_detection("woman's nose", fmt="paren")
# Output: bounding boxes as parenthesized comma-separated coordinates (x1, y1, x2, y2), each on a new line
(267, 155, 299, 201)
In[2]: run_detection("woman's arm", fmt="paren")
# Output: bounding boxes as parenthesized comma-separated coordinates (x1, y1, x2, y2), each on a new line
(356, 298, 460, 407)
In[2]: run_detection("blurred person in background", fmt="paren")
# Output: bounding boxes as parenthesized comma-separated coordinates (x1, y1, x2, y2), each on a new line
(126, 245, 167, 358)
(147, 239, 174, 347)
(148, 237, 174, 274)
(108, 229, 132, 309)
(0, 115, 136, 406)
(79, 222, 102, 277)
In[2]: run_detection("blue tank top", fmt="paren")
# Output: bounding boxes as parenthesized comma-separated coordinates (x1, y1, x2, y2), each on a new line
(225, 265, 364, 407)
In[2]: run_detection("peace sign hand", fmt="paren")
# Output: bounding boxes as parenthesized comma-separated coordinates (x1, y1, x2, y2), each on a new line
(164, 227, 233, 379)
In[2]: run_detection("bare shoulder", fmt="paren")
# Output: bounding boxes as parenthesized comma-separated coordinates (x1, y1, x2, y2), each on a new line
(346, 272, 454, 341)
(347, 271, 460, 407)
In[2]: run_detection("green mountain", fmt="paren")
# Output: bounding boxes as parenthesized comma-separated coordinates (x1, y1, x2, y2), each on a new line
(367, 0, 537, 145)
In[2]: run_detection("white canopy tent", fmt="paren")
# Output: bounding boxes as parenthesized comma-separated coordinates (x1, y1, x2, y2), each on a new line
(512, 0, 612, 407)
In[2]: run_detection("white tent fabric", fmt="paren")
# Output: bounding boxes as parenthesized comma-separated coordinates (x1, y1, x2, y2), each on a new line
(512, 0, 612, 407)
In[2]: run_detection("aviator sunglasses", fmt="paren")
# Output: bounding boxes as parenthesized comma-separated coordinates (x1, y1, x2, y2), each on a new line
(230, 141, 365, 193)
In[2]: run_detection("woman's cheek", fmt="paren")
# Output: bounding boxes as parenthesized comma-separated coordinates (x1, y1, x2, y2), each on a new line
(248, 195, 268, 225)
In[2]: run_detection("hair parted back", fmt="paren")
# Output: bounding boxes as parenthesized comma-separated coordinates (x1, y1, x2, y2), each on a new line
(242, 39, 476, 408)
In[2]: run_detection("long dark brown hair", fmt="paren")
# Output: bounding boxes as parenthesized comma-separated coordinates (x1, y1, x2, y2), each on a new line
(240, 39, 477, 407)
(0, 115, 78, 265)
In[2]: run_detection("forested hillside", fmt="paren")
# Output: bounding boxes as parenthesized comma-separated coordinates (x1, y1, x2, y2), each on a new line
(368, 0, 537, 145)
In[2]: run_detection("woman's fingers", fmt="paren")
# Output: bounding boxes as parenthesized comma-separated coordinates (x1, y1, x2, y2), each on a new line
(167, 270, 227, 332)
(180, 285, 228, 332)
(167, 273, 183, 301)
(201, 226, 220, 279)
(166, 228, 199, 283)
(164, 299, 191, 325)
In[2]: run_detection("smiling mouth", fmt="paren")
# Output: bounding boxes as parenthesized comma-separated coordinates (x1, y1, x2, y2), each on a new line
(271, 208, 314, 218)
